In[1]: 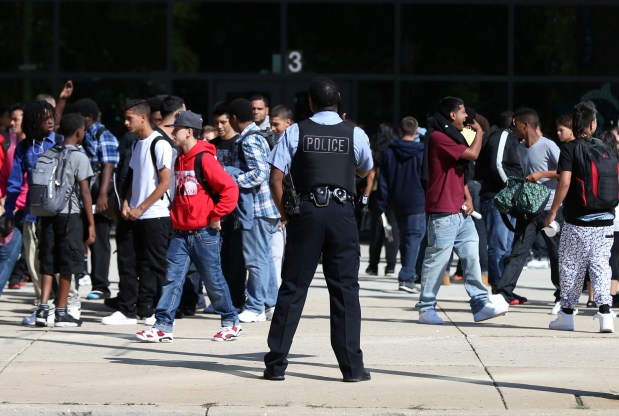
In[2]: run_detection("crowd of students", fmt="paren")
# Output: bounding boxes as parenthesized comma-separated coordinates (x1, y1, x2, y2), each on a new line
(1, 80, 618, 344)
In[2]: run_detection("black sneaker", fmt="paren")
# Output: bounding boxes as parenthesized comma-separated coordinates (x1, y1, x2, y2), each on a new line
(365, 266, 378, 276)
(55, 313, 83, 327)
(35, 307, 49, 327)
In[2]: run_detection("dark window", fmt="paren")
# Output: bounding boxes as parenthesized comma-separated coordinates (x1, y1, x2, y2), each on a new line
(173, 2, 281, 74)
(0, 79, 53, 110)
(69, 78, 169, 136)
(401, 5, 507, 75)
(513, 82, 619, 137)
(514, 6, 619, 76)
(287, 4, 394, 74)
(400, 82, 508, 129)
(172, 80, 210, 121)
(0, 1, 53, 72)
(357, 81, 394, 134)
(60, 2, 167, 72)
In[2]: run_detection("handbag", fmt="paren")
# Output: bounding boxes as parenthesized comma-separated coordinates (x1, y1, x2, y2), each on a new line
(494, 176, 550, 230)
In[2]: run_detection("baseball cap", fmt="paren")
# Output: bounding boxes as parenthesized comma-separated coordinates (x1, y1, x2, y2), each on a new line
(165, 110, 203, 130)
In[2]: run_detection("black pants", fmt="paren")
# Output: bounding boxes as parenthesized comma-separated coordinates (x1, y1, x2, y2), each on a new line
(89, 214, 112, 295)
(368, 207, 399, 271)
(220, 217, 246, 309)
(497, 209, 562, 302)
(115, 217, 136, 304)
(117, 217, 170, 318)
(265, 201, 365, 379)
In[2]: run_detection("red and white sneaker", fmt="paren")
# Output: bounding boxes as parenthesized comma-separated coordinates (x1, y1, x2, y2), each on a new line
(136, 327, 173, 343)
(212, 325, 242, 342)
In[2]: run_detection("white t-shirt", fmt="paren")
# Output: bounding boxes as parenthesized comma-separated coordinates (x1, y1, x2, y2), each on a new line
(128, 132, 173, 219)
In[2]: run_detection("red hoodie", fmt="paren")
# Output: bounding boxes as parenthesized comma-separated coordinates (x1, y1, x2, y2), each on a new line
(171, 140, 239, 231)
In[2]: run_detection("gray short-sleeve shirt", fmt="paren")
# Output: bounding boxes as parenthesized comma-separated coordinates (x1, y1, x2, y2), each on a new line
(60, 145, 94, 214)
(517, 136, 560, 211)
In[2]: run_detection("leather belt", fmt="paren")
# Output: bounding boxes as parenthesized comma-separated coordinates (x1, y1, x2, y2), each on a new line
(300, 186, 354, 206)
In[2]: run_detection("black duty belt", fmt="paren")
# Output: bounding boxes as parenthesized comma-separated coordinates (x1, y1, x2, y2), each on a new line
(300, 186, 354, 207)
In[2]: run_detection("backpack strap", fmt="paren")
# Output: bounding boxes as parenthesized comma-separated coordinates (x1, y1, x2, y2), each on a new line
(194, 151, 219, 202)
(149, 136, 171, 203)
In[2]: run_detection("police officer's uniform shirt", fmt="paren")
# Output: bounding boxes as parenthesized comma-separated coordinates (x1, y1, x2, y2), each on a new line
(269, 111, 373, 174)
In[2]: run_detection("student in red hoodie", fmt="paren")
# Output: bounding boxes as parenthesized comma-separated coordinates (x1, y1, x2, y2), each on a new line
(136, 111, 241, 343)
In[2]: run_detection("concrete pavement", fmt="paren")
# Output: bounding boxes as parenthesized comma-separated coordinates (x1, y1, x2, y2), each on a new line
(1, 246, 618, 415)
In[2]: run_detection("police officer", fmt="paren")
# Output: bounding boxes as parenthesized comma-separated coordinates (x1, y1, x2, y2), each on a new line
(264, 77, 373, 382)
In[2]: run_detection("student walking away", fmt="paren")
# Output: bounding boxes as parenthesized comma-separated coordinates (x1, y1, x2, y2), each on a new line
(375, 116, 425, 293)
(136, 111, 240, 342)
(494, 108, 562, 311)
(33, 114, 95, 327)
(72, 98, 120, 300)
(599, 131, 619, 307)
(101, 99, 172, 326)
(548, 101, 619, 333)
(264, 77, 373, 382)
(417, 96, 508, 325)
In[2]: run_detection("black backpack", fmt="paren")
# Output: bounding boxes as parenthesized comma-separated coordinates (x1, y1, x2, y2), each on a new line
(572, 137, 619, 209)
(193, 151, 220, 203)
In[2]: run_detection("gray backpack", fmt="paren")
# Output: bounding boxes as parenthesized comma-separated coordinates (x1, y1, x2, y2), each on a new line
(29, 145, 77, 217)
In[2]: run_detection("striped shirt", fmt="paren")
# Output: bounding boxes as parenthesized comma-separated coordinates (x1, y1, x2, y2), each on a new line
(236, 123, 279, 219)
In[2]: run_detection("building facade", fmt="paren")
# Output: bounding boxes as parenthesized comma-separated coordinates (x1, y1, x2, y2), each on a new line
(1, 0, 618, 136)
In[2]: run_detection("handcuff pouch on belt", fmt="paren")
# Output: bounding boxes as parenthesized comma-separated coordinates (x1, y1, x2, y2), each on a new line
(309, 186, 350, 207)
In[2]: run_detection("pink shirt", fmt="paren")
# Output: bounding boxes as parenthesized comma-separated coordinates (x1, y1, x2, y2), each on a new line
(0, 132, 27, 210)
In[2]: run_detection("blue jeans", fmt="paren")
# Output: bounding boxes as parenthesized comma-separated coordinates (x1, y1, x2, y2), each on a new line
(154, 227, 238, 332)
(0, 228, 23, 297)
(480, 198, 515, 288)
(242, 217, 280, 313)
(396, 213, 426, 282)
(417, 213, 489, 314)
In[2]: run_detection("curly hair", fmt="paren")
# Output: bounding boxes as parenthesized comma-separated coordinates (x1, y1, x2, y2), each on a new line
(370, 122, 398, 164)
(22, 100, 55, 140)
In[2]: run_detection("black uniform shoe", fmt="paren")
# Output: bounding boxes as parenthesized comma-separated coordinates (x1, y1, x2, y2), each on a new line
(263, 369, 285, 381)
(343, 369, 371, 382)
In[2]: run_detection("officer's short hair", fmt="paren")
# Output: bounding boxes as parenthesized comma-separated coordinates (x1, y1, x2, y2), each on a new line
(229, 98, 253, 123)
(309, 77, 339, 109)
(438, 96, 464, 119)
(400, 116, 418, 136)
(270, 105, 292, 120)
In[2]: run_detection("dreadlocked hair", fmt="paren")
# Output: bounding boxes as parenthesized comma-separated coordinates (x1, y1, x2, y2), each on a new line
(22, 100, 55, 140)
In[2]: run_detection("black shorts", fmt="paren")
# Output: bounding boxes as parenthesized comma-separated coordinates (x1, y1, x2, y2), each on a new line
(38, 214, 84, 276)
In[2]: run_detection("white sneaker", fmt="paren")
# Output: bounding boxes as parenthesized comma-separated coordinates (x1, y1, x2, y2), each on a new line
(550, 301, 561, 315)
(265, 307, 275, 321)
(549, 310, 574, 331)
(143, 315, 156, 326)
(419, 309, 444, 325)
(527, 258, 549, 269)
(68, 307, 81, 320)
(78, 274, 92, 287)
(594, 311, 616, 333)
(101, 311, 138, 325)
(238, 310, 266, 323)
(473, 300, 509, 322)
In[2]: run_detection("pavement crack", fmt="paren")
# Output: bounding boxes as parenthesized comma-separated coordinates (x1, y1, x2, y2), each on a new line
(0, 331, 47, 377)
(442, 307, 509, 410)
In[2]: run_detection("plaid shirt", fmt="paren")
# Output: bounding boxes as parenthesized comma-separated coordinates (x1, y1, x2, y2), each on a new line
(236, 124, 279, 219)
(83, 122, 120, 167)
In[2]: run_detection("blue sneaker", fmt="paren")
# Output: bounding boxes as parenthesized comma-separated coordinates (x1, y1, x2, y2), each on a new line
(86, 290, 106, 300)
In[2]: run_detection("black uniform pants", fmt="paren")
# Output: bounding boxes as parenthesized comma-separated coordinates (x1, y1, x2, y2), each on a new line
(117, 216, 170, 318)
(90, 214, 112, 295)
(265, 201, 365, 379)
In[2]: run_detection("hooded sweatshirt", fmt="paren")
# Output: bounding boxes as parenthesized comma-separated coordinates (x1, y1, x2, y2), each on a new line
(376, 139, 425, 215)
(171, 140, 239, 231)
